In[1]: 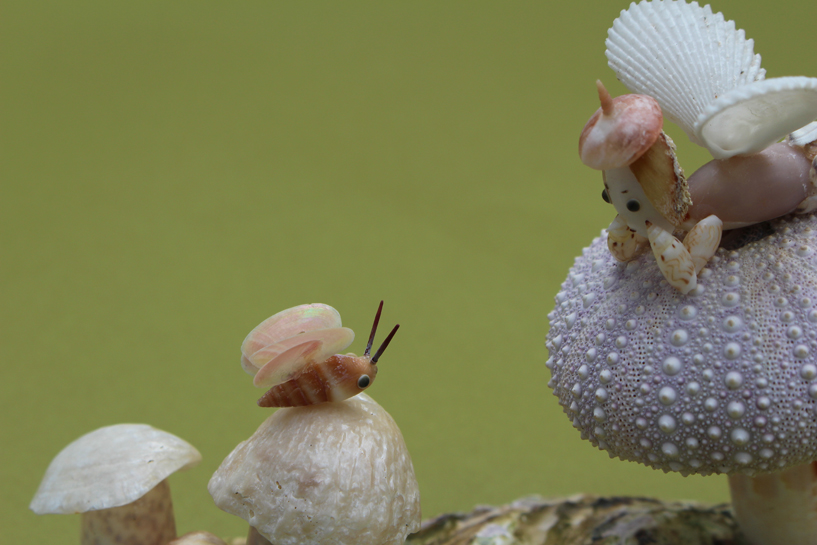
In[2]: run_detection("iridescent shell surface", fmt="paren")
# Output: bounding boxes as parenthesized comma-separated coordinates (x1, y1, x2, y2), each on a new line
(240, 303, 355, 388)
(208, 393, 421, 545)
(546, 214, 817, 476)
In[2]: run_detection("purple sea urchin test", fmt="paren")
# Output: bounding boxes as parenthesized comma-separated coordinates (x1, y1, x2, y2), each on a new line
(547, 215, 817, 476)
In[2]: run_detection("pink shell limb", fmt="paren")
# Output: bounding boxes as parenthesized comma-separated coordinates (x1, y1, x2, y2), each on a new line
(240, 304, 342, 374)
(252, 327, 355, 388)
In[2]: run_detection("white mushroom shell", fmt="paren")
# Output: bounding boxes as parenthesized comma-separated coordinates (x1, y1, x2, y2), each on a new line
(208, 393, 421, 545)
(30, 424, 201, 514)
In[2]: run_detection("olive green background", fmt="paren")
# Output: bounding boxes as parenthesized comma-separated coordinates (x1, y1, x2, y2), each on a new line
(3, 1, 815, 542)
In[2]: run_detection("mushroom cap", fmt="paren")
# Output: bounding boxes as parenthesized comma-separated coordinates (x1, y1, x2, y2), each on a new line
(579, 88, 664, 171)
(546, 214, 817, 476)
(30, 424, 202, 514)
(208, 393, 421, 545)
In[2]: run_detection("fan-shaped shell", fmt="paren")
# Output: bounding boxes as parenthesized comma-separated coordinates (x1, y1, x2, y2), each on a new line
(241, 303, 342, 376)
(606, 1, 764, 145)
(695, 77, 817, 159)
(251, 327, 355, 388)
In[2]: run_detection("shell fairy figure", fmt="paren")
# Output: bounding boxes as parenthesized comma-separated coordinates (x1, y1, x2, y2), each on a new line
(240, 301, 399, 407)
(550, 2, 817, 545)
(577, 1, 817, 294)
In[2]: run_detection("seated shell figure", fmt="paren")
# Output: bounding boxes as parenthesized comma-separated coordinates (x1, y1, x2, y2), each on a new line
(578, 1, 817, 295)
(550, 2, 817, 545)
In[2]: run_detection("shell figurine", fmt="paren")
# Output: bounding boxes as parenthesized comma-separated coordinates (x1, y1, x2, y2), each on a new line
(578, 1, 817, 294)
(240, 301, 399, 407)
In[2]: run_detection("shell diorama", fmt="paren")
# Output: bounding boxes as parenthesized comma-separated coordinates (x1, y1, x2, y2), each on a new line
(579, 1, 817, 295)
(240, 301, 399, 407)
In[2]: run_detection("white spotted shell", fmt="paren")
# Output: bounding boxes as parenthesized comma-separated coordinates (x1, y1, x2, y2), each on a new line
(546, 214, 817, 476)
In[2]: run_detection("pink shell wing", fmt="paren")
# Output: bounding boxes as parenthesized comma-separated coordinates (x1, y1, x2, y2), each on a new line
(251, 327, 355, 388)
(241, 303, 342, 375)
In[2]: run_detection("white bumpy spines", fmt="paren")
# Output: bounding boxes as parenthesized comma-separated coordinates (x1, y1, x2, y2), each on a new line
(606, 1, 764, 146)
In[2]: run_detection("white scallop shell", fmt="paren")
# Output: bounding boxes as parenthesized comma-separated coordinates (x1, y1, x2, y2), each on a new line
(695, 77, 817, 158)
(606, 1, 764, 145)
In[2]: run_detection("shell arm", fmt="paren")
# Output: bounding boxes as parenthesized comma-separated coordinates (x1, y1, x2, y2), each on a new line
(682, 215, 722, 274)
(607, 215, 646, 262)
(646, 222, 696, 294)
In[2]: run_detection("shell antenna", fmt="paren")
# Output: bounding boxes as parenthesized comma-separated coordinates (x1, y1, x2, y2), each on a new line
(364, 300, 385, 357)
(372, 324, 399, 363)
(597, 80, 614, 116)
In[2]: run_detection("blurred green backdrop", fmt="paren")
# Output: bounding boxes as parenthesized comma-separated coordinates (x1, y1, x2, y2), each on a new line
(3, 1, 815, 542)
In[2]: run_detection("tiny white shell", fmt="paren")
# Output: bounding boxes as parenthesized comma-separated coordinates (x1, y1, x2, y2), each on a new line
(606, 0, 764, 145)
(695, 77, 817, 159)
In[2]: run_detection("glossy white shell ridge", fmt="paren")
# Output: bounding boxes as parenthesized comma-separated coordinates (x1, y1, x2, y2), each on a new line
(695, 77, 817, 159)
(606, 1, 764, 145)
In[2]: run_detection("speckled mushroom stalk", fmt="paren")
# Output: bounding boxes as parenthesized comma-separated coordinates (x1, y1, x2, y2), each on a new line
(30, 424, 201, 545)
(546, 215, 817, 545)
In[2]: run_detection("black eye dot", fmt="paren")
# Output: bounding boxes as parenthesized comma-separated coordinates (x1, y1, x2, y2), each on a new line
(601, 189, 611, 204)
(357, 375, 370, 389)
(626, 199, 641, 212)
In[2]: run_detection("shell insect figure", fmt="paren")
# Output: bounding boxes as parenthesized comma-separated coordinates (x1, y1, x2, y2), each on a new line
(578, 1, 817, 294)
(240, 301, 399, 408)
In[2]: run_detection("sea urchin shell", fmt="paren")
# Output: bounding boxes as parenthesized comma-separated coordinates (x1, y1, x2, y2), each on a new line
(546, 214, 817, 476)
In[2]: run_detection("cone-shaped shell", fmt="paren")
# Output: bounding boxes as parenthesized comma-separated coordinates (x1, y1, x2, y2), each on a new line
(30, 424, 201, 514)
(208, 393, 421, 545)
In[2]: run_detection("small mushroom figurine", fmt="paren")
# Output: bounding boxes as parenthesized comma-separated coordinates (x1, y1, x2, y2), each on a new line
(208, 393, 421, 545)
(550, 3, 817, 545)
(578, 1, 817, 295)
(209, 301, 419, 544)
(29, 423, 201, 545)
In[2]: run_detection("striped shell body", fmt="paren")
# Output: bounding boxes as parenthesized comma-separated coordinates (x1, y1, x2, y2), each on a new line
(256, 353, 377, 407)
(241, 303, 397, 408)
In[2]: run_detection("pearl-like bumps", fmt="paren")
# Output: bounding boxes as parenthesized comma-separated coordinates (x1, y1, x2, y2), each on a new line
(547, 215, 817, 475)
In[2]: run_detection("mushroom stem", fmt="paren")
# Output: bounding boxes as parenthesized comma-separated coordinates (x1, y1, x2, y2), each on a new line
(728, 462, 817, 545)
(81, 478, 176, 545)
(246, 526, 273, 545)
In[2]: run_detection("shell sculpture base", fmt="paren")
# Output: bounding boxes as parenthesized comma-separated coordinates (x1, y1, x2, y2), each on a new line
(404, 495, 741, 545)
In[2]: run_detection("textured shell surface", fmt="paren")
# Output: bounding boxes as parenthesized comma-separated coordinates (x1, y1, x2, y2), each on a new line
(208, 393, 421, 545)
(546, 214, 817, 476)
(241, 303, 342, 370)
(695, 77, 817, 159)
(606, 1, 764, 146)
(30, 424, 201, 514)
(251, 326, 355, 388)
